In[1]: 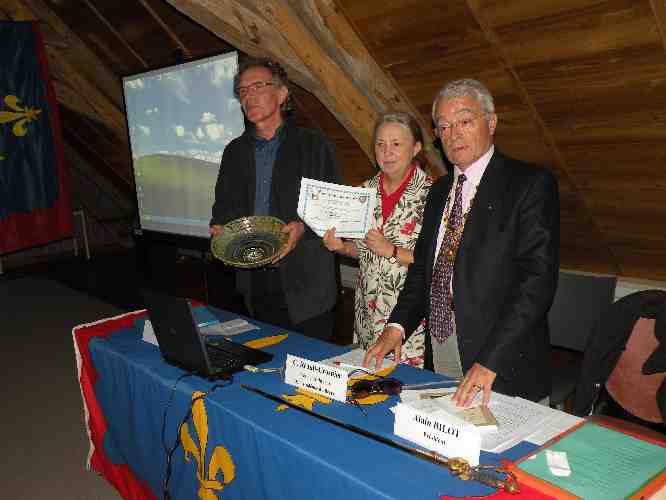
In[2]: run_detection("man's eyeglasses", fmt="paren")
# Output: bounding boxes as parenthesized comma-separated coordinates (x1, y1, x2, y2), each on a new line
(435, 113, 485, 137)
(350, 377, 403, 400)
(237, 81, 275, 98)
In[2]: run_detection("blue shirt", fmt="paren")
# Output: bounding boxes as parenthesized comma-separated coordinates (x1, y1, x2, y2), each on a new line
(253, 126, 285, 215)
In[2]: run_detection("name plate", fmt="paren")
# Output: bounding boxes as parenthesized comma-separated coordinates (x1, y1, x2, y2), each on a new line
(393, 403, 481, 466)
(284, 354, 349, 402)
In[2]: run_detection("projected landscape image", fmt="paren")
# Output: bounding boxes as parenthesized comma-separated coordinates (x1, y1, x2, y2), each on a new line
(123, 52, 244, 237)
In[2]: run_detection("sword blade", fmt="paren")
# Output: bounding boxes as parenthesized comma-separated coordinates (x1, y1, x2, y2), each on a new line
(240, 384, 519, 494)
(240, 383, 445, 466)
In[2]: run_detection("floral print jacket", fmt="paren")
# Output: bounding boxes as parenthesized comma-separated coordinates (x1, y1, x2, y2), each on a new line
(354, 166, 433, 367)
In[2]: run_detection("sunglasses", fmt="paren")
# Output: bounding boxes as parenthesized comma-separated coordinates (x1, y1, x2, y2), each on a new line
(350, 377, 403, 400)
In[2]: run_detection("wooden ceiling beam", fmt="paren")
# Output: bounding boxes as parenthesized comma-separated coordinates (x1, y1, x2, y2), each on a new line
(289, 0, 444, 171)
(52, 80, 106, 124)
(650, 0, 666, 54)
(166, 0, 317, 88)
(63, 141, 135, 213)
(254, 0, 379, 156)
(168, 0, 379, 158)
(81, 0, 148, 68)
(139, 0, 192, 59)
(465, 0, 619, 274)
(62, 113, 133, 188)
(44, 48, 128, 132)
(14, 0, 123, 108)
(168, 0, 443, 166)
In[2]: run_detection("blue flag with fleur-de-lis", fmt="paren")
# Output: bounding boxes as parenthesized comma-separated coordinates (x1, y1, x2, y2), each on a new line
(0, 21, 72, 254)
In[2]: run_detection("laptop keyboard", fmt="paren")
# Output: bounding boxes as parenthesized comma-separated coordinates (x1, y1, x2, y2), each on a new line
(205, 343, 246, 372)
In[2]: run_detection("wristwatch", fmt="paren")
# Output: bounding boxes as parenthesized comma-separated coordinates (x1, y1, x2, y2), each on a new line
(388, 244, 398, 264)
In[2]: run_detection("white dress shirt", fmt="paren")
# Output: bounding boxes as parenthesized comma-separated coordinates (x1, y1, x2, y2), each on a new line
(434, 145, 494, 262)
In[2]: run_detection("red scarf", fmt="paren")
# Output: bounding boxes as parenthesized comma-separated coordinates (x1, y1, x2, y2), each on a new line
(379, 163, 417, 227)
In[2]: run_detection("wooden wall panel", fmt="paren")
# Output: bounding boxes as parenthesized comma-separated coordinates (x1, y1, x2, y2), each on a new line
(292, 85, 374, 186)
(141, 0, 233, 59)
(496, 0, 660, 68)
(45, 0, 143, 74)
(479, 0, 606, 28)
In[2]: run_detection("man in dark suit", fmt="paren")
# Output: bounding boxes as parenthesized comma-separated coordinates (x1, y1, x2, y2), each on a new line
(210, 57, 340, 340)
(364, 79, 559, 406)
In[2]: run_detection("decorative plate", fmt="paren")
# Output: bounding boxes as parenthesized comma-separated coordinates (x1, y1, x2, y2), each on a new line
(211, 216, 287, 269)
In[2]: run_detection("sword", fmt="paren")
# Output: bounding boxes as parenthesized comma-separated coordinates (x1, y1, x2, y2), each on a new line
(240, 384, 519, 494)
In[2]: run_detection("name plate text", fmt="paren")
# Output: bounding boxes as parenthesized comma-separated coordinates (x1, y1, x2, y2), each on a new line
(284, 354, 349, 402)
(393, 403, 481, 466)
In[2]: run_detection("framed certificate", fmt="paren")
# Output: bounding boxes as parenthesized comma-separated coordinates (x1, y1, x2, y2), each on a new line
(297, 178, 376, 239)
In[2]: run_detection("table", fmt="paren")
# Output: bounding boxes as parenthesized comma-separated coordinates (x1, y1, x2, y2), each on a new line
(73, 306, 543, 500)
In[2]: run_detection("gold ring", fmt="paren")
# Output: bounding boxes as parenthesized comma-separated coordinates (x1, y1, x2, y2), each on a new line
(473, 384, 483, 390)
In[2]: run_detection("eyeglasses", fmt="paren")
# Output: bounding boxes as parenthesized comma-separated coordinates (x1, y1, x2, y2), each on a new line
(435, 113, 485, 137)
(237, 81, 275, 98)
(350, 377, 403, 400)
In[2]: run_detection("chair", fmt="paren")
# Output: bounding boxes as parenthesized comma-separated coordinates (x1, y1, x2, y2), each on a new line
(605, 317, 666, 424)
(572, 290, 666, 427)
(547, 271, 617, 409)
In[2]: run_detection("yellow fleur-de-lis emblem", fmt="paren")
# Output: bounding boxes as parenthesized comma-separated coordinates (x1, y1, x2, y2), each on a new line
(278, 388, 333, 411)
(180, 391, 236, 499)
(0, 95, 42, 137)
(243, 333, 288, 350)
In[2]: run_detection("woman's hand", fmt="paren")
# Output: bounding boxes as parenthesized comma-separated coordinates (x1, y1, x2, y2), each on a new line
(363, 326, 403, 371)
(365, 229, 393, 257)
(323, 227, 345, 252)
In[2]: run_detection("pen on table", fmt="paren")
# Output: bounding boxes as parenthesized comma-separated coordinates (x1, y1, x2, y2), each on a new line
(197, 319, 220, 328)
(332, 361, 373, 373)
(402, 379, 460, 390)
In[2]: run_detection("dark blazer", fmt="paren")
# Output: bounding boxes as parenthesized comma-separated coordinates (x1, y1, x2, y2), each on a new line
(389, 149, 560, 401)
(210, 118, 341, 324)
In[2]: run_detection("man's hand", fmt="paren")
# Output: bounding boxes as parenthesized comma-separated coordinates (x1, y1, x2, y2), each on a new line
(452, 363, 496, 407)
(272, 221, 305, 263)
(365, 229, 393, 258)
(210, 224, 223, 237)
(363, 326, 403, 371)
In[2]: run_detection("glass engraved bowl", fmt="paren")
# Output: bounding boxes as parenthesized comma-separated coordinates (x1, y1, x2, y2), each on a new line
(211, 216, 288, 269)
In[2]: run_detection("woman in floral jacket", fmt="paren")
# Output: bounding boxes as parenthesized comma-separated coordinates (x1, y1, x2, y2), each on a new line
(324, 112, 433, 367)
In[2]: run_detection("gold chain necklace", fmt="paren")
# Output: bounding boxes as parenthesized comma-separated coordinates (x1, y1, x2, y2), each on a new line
(440, 183, 478, 262)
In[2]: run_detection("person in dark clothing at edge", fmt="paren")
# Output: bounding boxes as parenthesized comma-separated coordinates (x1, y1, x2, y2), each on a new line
(210, 57, 341, 340)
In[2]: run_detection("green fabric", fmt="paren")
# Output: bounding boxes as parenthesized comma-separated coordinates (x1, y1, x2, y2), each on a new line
(518, 422, 666, 499)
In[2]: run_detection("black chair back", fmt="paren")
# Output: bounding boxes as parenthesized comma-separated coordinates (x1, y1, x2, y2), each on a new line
(548, 271, 617, 408)
(548, 272, 617, 352)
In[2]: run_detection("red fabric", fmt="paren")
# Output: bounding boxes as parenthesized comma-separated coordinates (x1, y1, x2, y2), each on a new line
(440, 481, 555, 500)
(441, 460, 555, 500)
(74, 311, 157, 500)
(0, 23, 73, 254)
(379, 164, 416, 226)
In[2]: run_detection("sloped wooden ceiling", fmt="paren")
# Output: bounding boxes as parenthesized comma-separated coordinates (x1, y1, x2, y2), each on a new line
(2, 0, 666, 281)
(338, 0, 666, 279)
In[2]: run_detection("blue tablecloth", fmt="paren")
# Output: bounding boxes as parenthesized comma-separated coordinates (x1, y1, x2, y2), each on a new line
(81, 306, 536, 500)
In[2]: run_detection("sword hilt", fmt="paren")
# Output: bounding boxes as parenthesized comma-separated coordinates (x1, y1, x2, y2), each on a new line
(446, 457, 520, 494)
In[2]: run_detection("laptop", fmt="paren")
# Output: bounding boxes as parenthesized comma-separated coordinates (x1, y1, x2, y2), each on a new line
(141, 287, 273, 379)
